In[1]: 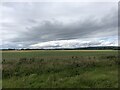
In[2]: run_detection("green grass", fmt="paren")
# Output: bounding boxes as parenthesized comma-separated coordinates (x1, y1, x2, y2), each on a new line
(2, 50, 119, 88)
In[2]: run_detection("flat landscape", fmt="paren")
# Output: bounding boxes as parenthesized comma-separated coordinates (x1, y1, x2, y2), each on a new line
(2, 50, 118, 88)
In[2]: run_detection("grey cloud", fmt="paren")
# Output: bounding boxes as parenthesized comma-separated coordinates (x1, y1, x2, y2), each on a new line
(12, 10, 117, 42)
(1, 2, 118, 48)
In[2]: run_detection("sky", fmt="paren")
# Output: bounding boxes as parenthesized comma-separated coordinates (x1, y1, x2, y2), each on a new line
(0, 1, 118, 49)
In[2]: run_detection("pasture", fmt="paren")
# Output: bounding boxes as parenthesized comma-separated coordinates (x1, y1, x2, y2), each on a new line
(2, 50, 119, 88)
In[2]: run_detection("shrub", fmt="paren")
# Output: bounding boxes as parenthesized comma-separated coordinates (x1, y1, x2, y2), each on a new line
(30, 58, 35, 62)
(2, 59, 6, 64)
(72, 56, 78, 59)
(19, 58, 27, 63)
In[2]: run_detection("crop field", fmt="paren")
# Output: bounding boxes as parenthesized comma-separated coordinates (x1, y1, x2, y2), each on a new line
(2, 50, 119, 88)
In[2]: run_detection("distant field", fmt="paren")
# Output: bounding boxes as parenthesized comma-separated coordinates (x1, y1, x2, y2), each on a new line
(2, 50, 117, 60)
(2, 50, 119, 88)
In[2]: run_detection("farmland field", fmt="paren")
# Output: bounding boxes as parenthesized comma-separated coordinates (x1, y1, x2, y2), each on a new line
(2, 50, 119, 88)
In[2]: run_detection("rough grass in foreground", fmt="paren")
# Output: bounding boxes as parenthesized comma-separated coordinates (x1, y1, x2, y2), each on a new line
(2, 50, 119, 88)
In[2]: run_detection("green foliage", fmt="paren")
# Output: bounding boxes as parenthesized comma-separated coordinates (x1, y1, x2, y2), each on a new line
(2, 50, 118, 88)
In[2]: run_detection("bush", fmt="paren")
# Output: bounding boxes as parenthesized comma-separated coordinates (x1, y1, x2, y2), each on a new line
(2, 59, 6, 64)
(19, 58, 27, 63)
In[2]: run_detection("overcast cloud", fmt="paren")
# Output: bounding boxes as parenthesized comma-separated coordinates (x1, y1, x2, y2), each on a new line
(0, 2, 118, 49)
